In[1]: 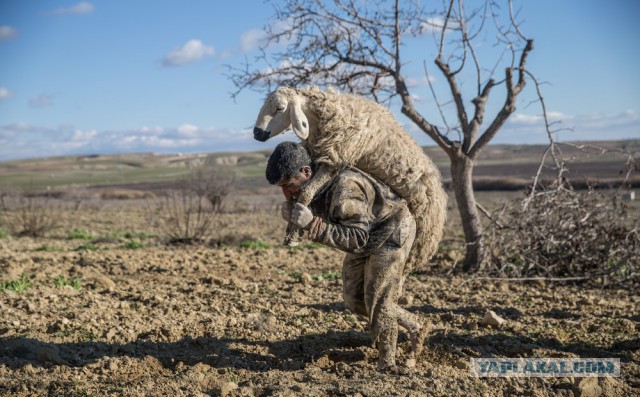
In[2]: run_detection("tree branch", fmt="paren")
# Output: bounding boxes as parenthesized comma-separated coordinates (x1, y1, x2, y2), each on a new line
(469, 39, 534, 158)
(396, 72, 454, 152)
(435, 57, 470, 144)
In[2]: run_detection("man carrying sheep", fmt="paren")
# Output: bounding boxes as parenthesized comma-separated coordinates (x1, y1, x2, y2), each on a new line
(266, 141, 427, 373)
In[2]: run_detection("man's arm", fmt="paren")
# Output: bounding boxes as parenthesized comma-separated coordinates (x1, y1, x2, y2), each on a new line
(308, 177, 372, 254)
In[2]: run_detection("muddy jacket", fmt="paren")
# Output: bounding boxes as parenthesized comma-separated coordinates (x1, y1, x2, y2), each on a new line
(307, 168, 410, 255)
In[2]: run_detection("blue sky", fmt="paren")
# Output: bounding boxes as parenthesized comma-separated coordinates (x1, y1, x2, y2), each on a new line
(0, 0, 638, 161)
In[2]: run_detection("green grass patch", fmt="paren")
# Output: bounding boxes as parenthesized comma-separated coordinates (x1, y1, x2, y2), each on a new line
(278, 269, 304, 281)
(55, 329, 76, 338)
(0, 227, 9, 238)
(240, 239, 271, 249)
(122, 240, 144, 249)
(53, 275, 82, 291)
(289, 270, 303, 280)
(75, 243, 99, 252)
(79, 330, 97, 342)
(1, 273, 32, 293)
(314, 270, 342, 282)
(123, 231, 152, 240)
(67, 228, 93, 240)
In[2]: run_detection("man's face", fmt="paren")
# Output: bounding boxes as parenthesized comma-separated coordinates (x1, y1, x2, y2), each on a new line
(277, 166, 312, 201)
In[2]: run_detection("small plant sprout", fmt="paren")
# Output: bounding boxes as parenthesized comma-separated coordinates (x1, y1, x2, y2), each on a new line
(1, 273, 32, 293)
(67, 228, 93, 240)
(54, 275, 82, 291)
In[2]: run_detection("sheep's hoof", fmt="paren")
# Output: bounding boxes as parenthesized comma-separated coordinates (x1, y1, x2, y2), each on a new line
(284, 223, 304, 246)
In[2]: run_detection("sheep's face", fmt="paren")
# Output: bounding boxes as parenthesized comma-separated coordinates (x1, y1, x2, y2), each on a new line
(254, 87, 309, 142)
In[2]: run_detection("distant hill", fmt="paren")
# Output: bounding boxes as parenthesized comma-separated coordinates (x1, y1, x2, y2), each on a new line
(0, 140, 637, 191)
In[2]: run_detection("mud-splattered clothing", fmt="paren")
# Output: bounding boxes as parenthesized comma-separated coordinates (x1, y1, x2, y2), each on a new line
(306, 168, 423, 370)
(307, 168, 409, 252)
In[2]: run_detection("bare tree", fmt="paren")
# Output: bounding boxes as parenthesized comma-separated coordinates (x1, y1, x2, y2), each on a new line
(228, 0, 534, 271)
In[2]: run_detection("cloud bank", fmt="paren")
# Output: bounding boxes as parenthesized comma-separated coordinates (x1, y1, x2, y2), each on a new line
(402, 109, 640, 147)
(0, 111, 637, 162)
(498, 109, 640, 144)
(0, 122, 292, 161)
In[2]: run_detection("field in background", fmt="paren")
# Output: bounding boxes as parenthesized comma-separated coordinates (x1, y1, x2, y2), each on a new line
(1, 140, 638, 193)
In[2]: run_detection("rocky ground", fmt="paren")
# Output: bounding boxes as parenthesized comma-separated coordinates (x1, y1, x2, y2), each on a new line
(0, 206, 638, 396)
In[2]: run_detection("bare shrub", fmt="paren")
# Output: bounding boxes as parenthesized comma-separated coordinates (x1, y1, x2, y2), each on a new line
(484, 183, 639, 288)
(476, 84, 639, 287)
(188, 166, 236, 212)
(146, 166, 235, 244)
(0, 190, 62, 237)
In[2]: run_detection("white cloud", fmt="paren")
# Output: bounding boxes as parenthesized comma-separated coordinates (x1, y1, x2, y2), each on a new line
(138, 126, 164, 134)
(240, 29, 267, 52)
(0, 87, 12, 100)
(406, 75, 437, 88)
(510, 112, 568, 126)
(0, 26, 18, 41)
(71, 129, 97, 141)
(510, 113, 543, 125)
(176, 123, 199, 138)
(420, 17, 460, 34)
(237, 19, 294, 54)
(162, 40, 215, 67)
(29, 93, 54, 108)
(499, 110, 639, 144)
(217, 49, 233, 60)
(547, 111, 566, 120)
(49, 2, 95, 15)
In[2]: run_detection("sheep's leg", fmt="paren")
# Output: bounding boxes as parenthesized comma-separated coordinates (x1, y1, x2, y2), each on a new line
(283, 222, 305, 246)
(297, 165, 335, 205)
(284, 165, 336, 246)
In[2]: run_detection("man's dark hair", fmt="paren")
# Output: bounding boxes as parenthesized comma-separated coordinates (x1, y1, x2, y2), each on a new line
(266, 142, 312, 184)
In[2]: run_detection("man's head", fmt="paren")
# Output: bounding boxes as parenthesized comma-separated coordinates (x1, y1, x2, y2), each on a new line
(266, 142, 313, 201)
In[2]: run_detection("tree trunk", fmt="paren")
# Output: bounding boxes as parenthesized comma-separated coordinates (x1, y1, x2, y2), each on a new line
(450, 151, 484, 272)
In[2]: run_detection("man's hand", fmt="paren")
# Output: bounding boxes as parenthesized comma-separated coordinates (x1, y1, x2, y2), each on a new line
(280, 201, 293, 222)
(291, 203, 314, 230)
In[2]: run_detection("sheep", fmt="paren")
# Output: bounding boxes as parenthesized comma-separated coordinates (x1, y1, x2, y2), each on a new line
(253, 86, 447, 270)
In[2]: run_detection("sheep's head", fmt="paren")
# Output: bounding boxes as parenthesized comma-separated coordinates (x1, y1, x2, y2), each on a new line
(253, 87, 309, 142)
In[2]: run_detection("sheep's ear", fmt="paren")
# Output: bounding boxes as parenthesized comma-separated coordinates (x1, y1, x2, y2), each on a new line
(290, 96, 309, 140)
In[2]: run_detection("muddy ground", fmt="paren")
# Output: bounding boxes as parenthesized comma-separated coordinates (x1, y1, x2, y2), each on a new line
(0, 204, 638, 396)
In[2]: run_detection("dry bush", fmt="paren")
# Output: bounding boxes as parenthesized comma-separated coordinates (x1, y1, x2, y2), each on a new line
(146, 166, 235, 244)
(484, 184, 639, 288)
(187, 166, 236, 212)
(0, 190, 62, 237)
